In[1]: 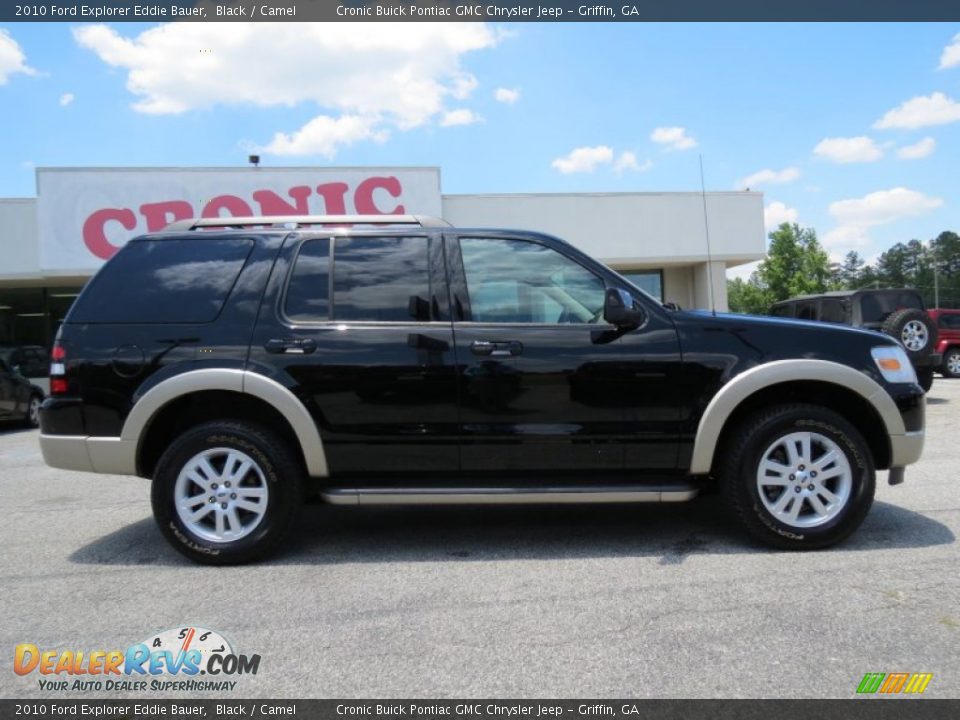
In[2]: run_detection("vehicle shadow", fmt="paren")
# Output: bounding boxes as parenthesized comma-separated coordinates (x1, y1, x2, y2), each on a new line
(69, 497, 956, 568)
(926, 396, 949, 405)
(0, 423, 35, 435)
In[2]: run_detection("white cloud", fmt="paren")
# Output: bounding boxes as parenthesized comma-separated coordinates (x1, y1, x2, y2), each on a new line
(726, 260, 761, 282)
(494, 87, 520, 104)
(939, 33, 960, 69)
(650, 126, 696, 151)
(73, 22, 500, 156)
(0, 29, 35, 85)
(897, 136, 936, 160)
(736, 166, 800, 189)
(823, 225, 870, 250)
(263, 114, 387, 157)
(59, 92, 75, 107)
(764, 202, 798, 231)
(613, 151, 652, 174)
(824, 187, 943, 250)
(874, 92, 960, 130)
(551, 146, 614, 174)
(813, 136, 883, 163)
(439, 108, 481, 127)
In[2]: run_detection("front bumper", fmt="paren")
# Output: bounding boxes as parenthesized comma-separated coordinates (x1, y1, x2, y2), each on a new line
(39, 434, 137, 476)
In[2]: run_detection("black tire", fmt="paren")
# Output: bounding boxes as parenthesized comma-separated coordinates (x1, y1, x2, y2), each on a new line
(917, 367, 934, 393)
(151, 421, 303, 565)
(23, 393, 42, 429)
(881, 308, 937, 360)
(719, 404, 875, 550)
(941, 348, 960, 379)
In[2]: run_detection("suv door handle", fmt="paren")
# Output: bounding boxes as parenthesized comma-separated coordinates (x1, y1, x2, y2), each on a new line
(265, 338, 317, 355)
(471, 340, 523, 357)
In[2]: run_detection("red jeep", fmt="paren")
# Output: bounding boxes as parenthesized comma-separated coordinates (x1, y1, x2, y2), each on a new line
(929, 308, 960, 378)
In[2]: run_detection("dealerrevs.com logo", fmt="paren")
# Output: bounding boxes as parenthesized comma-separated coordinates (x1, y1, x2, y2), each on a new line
(14, 627, 260, 693)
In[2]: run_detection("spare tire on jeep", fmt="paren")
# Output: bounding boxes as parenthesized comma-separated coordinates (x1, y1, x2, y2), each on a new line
(881, 308, 937, 360)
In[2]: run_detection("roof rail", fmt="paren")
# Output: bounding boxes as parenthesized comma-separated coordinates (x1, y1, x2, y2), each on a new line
(163, 214, 451, 231)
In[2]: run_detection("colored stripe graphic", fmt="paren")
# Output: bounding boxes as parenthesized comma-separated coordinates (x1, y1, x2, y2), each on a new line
(857, 673, 885, 694)
(857, 672, 932, 694)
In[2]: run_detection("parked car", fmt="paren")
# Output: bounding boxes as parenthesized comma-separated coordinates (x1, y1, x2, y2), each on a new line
(928, 308, 960, 378)
(0, 344, 49, 379)
(0, 354, 44, 428)
(769, 289, 940, 392)
(40, 215, 925, 563)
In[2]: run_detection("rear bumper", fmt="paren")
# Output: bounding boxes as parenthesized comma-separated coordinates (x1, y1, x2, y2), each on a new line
(39, 434, 137, 476)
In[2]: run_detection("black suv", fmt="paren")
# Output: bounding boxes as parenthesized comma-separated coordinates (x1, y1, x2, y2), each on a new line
(40, 216, 926, 563)
(769, 289, 940, 392)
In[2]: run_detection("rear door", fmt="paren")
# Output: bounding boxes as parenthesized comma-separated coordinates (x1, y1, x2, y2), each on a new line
(447, 234, 682, 474)
(248, 232, 459, 478)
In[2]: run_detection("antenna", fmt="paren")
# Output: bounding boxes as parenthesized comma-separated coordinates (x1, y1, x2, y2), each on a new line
(698, 154, 717, 316)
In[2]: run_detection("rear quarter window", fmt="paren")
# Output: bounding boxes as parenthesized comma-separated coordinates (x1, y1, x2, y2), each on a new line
(68, 237, 254, 324)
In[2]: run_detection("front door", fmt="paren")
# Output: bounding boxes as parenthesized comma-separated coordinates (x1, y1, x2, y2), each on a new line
(447, 235, 682, 475)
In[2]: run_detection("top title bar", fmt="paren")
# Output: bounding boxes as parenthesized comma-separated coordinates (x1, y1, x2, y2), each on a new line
(5, 0, 960, 22)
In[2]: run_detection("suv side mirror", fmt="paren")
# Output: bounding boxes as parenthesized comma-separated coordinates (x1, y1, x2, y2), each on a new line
(11, 364, 22, 376)
(603, 288, 645, 329)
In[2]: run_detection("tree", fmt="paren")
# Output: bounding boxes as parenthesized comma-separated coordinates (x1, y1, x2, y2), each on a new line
(832, 251, 866, 290)
(727, 222, 833, 313)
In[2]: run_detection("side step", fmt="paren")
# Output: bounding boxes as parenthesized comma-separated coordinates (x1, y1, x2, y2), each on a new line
(320, 484, 699, 506)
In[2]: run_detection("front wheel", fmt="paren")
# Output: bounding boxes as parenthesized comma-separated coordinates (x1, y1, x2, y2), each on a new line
(24, 394, 42, 428)
(917, 366, 934, 392)
(719, 404, 875, 550)
(152, 421, 303, 565)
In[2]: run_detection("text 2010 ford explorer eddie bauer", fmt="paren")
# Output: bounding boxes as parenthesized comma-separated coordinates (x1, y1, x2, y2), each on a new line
(39, 215, 925, 564)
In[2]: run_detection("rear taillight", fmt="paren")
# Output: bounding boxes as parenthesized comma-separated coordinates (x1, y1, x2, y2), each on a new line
(50, 343, 67, 395)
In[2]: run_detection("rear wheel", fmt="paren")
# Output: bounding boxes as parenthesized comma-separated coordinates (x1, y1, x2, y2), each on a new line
(719, 404, 875, 550)
(942, 348, 960, 379)
(152, 421, 303, 564)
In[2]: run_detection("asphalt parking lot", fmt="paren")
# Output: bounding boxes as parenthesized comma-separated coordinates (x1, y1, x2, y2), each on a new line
(1, 382, 958, 700)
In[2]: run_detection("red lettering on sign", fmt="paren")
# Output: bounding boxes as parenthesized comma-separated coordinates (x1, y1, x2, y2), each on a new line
(140, 200, 194, 232)
(314, 182, 349, 215)
(201, 195, 254, 218)
(354, 176, 405, 215)
(252, 186, 312, 215)
(82, 208, 137, 260)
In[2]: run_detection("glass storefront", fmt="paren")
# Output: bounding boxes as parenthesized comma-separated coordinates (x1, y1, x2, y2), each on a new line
(621, 270, 664, 302)
(0, 285, 85, 350)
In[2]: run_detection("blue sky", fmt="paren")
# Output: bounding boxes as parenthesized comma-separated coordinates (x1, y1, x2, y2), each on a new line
(1, 22, 958, 276)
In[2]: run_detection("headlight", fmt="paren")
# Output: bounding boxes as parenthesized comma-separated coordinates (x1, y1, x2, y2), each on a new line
(872, 345, 917, 384)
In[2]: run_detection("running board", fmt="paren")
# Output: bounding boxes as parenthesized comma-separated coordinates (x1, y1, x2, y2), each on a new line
(320, 485, 700, 506)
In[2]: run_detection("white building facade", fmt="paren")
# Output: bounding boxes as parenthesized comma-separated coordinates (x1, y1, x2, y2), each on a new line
(0, 167, 765, 350)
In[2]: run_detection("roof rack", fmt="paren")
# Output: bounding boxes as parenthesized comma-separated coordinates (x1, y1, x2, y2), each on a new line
(163, 214, 452, 231)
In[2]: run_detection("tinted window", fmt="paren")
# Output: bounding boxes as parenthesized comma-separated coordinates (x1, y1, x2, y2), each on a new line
(770, 304, 792, 318)
(938, 313, 960, 329)
(333, 237, 431, 322)
(860, 292, 923, 324)
(796, 301, 816, 320)
(285, 239, 330, 322)
(819, 299, 846, 323)
(460, 238, 605, 324)
(70, 238, 253, 324)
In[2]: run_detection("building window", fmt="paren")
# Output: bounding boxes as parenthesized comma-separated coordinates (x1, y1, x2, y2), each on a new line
(621, 270, 664, 302)
(0, 285, 85, 358)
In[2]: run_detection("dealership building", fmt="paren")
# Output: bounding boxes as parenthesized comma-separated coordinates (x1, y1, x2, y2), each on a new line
(0, 166, 765, 350)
